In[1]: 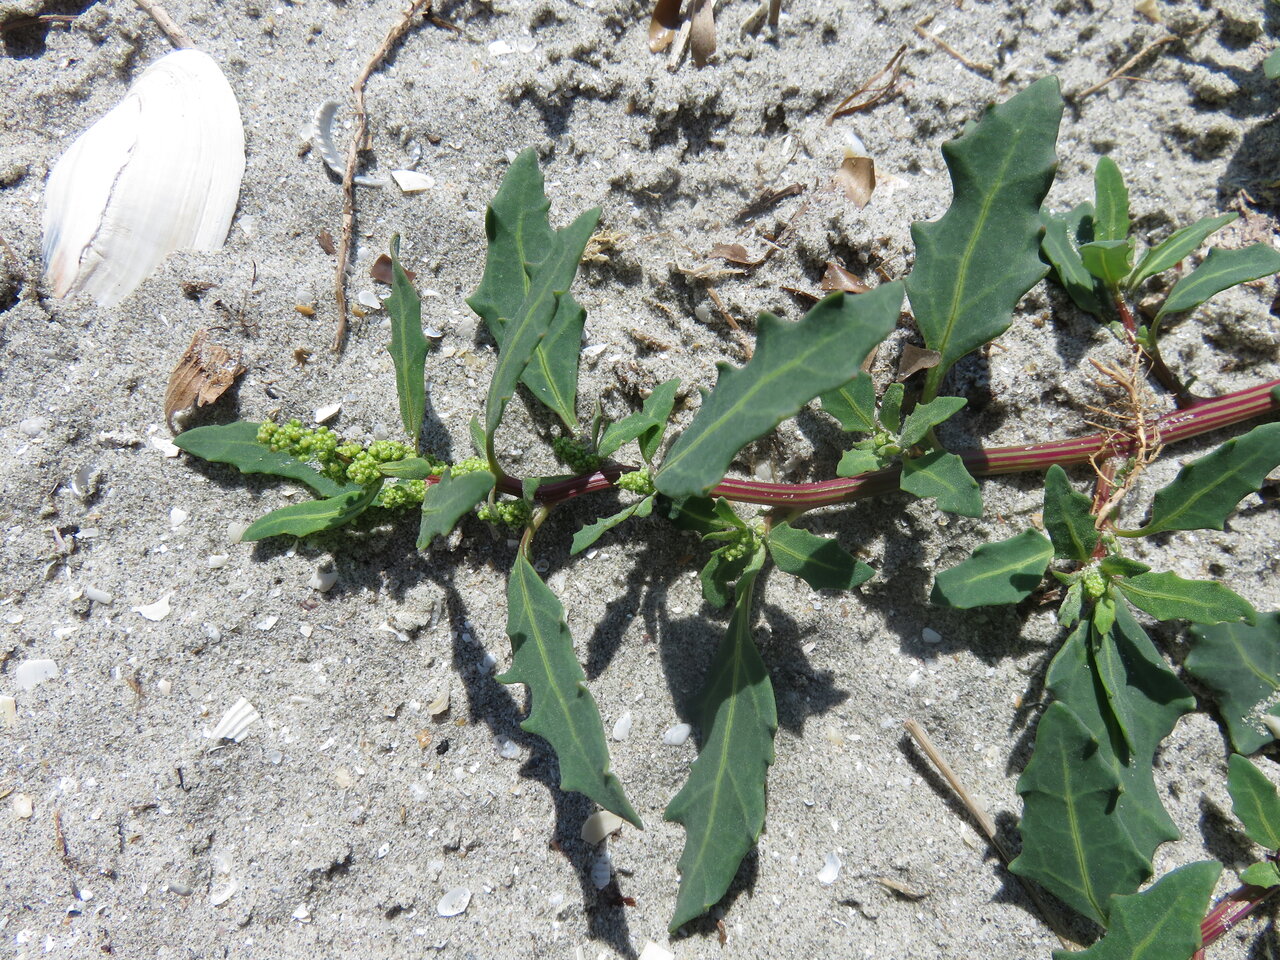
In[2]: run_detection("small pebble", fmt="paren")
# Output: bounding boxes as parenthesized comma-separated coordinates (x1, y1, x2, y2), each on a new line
(169, 507, 189, 528)
(922, 627, 942, 644)
(12, 793, 34, 819)
(164, 881, 194, 897)
(84, 585, 114, 604)
(638, 945, 675, 960)
(0, 695, 16, 727)
(207, 554, 230, 569)
(18, 417, 49, 437)
(590, 851, 613, 890)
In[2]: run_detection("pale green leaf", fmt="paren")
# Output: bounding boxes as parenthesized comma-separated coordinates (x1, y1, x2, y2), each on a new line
(766, 521, 873, 591)
(931, 529, 1052, 608)
(898, 396, 966, 449)
(242, 482, 383, 541)
(820, 372, 877, 433)
(1117, 571, 1255, 625)
(385, 235, 429, 447)
(836, 448, 883, 478)
(1080, 239, 1133, 289)
(174, 421, 354, 498)
(1157, 244, 1280, 319)
(599, 378, 680, 460)
(1040, 203, 1103, 316)
(1228, 754, 1280, 850)
(900, 450, 983, 517)
(1092, 156, 1129, 243)
(416, 470, 495, 550)
(570, 495, 654, 555)
(1127, 212, 1237, 288)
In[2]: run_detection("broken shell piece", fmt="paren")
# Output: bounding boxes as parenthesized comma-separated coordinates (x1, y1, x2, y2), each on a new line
(291, 903, 311, 923)
(1263, 715, 1280, 740)
(12, 794, 34, 820)
(309, 567, 338, 592)
(84, 585, 114, 604)
(14, 659, 58, 691)
(207, 697, 260, 743)
(313, 402, 341, 424)
(581, 810, 625, 845)
(210, 880, 238, 907)
(170, 507, 189, 528)
(133, 591, 173, 622)
(818, 851, 842, 885)
(427, 684, 450, 717)
(391, 169, 435, 194)
(42, 50, 245, 307)
(835, 154, 875, 208)
(70, 464, 97, 499)
(356, 290, 382, 310)
(0, 695, 16, 728)
(310, 100, 388, 188)
(437, 887, 471, 917)
(638, 944, 676, 960)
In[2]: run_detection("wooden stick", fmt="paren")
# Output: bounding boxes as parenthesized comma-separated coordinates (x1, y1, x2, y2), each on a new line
(913, 18, 993, 76)
(1074, 34, 1178, 99)
(132, 0, 194, 48)
(904, 719, 1079, 951)
(332, 0, 433, 353)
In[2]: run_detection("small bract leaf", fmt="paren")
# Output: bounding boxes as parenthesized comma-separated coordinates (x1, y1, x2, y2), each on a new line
(879, 382, 905, 434)
(1156, 244, 1280, 319)
(836, 448, 883, 478)
(931, 529, 1052, 608)
(1186, 614, 1280, 754)
(898, 396, 966, 449)
(766, 522, 873, 591)
(1127, 212, 1237, 288)
(571, 495, 654, 555)
(1241, 860, 1280, 888)
(1080, 239, 1133, 289)
(1116, 571, 1255, 625)
(417, 470, 495, 550)
(599, 378, 680, 460)
(242, 482, 383, 542)
(1040, 203, 1103, 316)
(900, 450, 982, 517)
(385, 236, 429, 448)
(1228, 754, 1280, 851)
(378, 457, 438, 480)
(1043, 464, 1098, 562)
(174, 422, 353, 498)
(700, 543, 753, 608)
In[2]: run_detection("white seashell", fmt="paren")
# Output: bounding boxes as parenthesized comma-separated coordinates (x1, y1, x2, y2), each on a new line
(391, 169, 435, 194)
(84, 585, 114, 604)
(133, 591, 173, 621)
(291, 903, 311, 923)
(310, 100, 388, 188)
(1264, 715, 1280, 740)
(42, 50, 245, 308)
(581, 810, 625, 845)
(207, 697, 260, 743)
(638, 944, 676, 960)
(611, 711, 632, 741)
(209, 880, 238, 907)
(427, 684, 450, 717)
(437, 887, 471, 917)
(313, 402, 341, 424)
(0, 695, 16, 728)
(14, 659, 58, 691)
(12, 794, 34, 820)
(817, 851, 842, 885)
(309, 567, 338, 592)
(662, 722, 692, 746)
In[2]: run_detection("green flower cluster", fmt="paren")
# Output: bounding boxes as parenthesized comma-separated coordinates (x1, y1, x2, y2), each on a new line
(257, 419, 415, 489)
(451, 457, 490, 477)
(476, 498, 532, 527)
(552, 436, 603, 473)
(376, 480, 427, 510)
(616, 467, 654, 495)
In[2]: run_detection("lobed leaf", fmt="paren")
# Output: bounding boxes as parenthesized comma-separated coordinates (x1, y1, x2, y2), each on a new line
(655, 283, 903, 499)
(1228, 754, 1280, 850)
(1042, 464, 1098, 562)
(900, 450, 983, 517)
(898, 395, 967, 449)
(385, 236, 429, 448)
(1091, 156, 1129, 244)
(666, 549, 775, 931)
(765, 521, 873, 591)
(1186, 614, 1280, 754)
(1136, 423, 1280, 535)
(570, 495, 654, 555)
(1051, 861, 1221, 960)
(820, 372, 877, 433)
(416, 470, 496, 550)
(1117, 571, 1255, 625)
(906, 76, 1063, 395)
(241, 481, 383, 541)
(1157, 244, 1280, 319)
(501, 555, 641, 827)
(174, 421, 353, 498)
(598, 378, 681, 460)
(1126, 212, 1237, 288)
(1040, 203, 1103, 316)
(931, 529, 1053, 608)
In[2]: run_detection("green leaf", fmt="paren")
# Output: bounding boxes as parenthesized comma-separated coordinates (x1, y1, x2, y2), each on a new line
(1051, 861, 1221, 960)
(570, 495, 654, 555)
(174, 422, 353, 498)
(1186, 614, 1280, 754)
(655, 284, 903, 499)
(1040, 203, 1103, 316)
(416, 470, 496, 550)
(241, 482, 383, 541)
(1099, 555, 1150, 578)
(385, 236, 429, 448)
(766, 522, 873, 591)
(1157, 244, 1280, 319)
(1117, 571, 1255, 625)
(898, 396, 966, 449)
(1136, 423, 1280, 535)
(1059, 579, 1084, 627)
(1228, 754, 1280, 850)
(820, 372, 877, 433)
(484, 206, 599, 444)
(931, 529, 1052, 608)
(900, 450, 983, 517)
(660, 495, 724, 536)
(1267, 47, 1280, 80)
(1080, 239, 1134, 289)
(700, 543, 754, 608)
(378, 457, 439, 480)
(836, 448, 884, 478)
(1127, 212, 1237, 288)
(469, 415, 487, 457)
(500, 555, 641, 827)
(906, 77, 1063, 395)
(1010, 700, 1150, 926)
(666, 549, 775, 931)
(598, 378, 681, 460)
(1043, 464, 1098, 562)
(520, 292, 587, 429)
(879, 382, 905, 434)
(1241, 860, 1280, 887)
(1092, 156, 1129, 243)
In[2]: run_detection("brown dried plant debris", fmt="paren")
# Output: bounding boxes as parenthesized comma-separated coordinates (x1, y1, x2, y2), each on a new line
(1084, 350, 1164, 527)
(165, 329, 246, 432)
(821, 262, 870, 294)
(827, 44, 908, 124)
(835, 155, 876, 207)
(370, 253, 416, 285)
(583, 229, 629, 264)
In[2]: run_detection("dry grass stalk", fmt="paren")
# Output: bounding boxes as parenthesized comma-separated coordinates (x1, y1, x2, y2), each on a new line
(827, 44, 907, 124)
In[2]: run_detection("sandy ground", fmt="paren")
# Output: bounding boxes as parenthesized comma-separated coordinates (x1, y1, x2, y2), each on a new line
(2, 0, 1280, 956)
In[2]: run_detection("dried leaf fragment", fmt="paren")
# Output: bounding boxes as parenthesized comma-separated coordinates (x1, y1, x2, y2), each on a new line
(709, 242, 764, 266)
(835, 156, 876, 208)
(689, 0, 715, 66)
(649, 0, 682, 53)
(897, 344, 942, 379)
(317, 230, 336, 255)
(165, 329, 246, 431)
(370, 253, 416, 285)
(877, 877, 927, 900)
(821, 261, 870, 294)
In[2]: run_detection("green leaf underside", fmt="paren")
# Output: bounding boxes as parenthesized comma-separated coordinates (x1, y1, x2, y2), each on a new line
(1127, 213, 1237, 288)
(1158, 244, 1280, 319)
(906, 77, 1064, 391)
(1138, 423, 1280, 535)
(1092, 156, 1129, 244)
(466, 149, 583, 429)
(1116, 571, 1255, 625)
(385, 236, 429, 447)
(931, 529, 1053, 608)
(1081, 240, 1133, 288)
(766, 521, 873, 591)
(879, 383, 905, 434)
(416, 470, 495, 550)
(242, 482, 383, 541)
(1186, 614, 1280, 754)
(500, 555, 641, 827)
(1040, 203, 1103, 316)
(571, 495, 655, 554)
(837, 449, 884, 478)
(1043, 464, 1098, 562)
(599, 378, 681, 460)
(174, 422, 353, 498)
(899, 396, 967, 449)
(1228, 754, 1280, 850)
(900, 450, 983, 517)
(820, 372, 877, 433)
(700, 544, 753, 608)
(1011, 699, 1149, 926)
(655, 284, 903, 499)
(666, 550, 775, 931)
(1052, 861, 1221, 960)
(1241, 861, 1280, 887)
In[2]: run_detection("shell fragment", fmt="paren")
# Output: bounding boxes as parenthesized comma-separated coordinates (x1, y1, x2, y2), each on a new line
(42, 50, 245, 307)
(206, 697, 260, 743)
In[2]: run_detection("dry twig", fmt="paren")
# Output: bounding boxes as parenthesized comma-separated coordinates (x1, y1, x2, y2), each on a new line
(913, 15, 992, 76)
(1074, 33, 1178, 99)
(332, 0, 433, 353)
(827, 44, 907, 124)
(132, 0, 194, 48)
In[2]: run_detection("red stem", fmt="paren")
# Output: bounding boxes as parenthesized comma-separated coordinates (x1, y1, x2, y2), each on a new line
(1197, 882, 1280, 957)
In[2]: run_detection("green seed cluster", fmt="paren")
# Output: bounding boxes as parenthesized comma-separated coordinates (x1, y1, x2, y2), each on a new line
(476, 498, 532, 527)
(376, 480, 427, 510)
(451, 457, 489, 477)
(616, 467, 654, 495)
(257, 419, 433, 494)
(1082, 567, 1107, 601)
(553, 436, 603, 473)
(718, 531, 757, 563)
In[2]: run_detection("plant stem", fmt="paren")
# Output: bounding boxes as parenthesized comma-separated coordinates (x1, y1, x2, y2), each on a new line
(1196, 882, 1280, 957)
